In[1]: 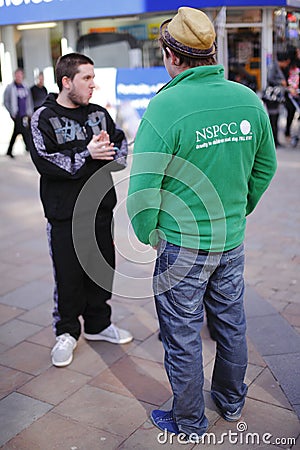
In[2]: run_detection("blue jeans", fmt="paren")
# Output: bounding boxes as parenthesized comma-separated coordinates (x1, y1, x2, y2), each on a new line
(153, 241, 248, 436)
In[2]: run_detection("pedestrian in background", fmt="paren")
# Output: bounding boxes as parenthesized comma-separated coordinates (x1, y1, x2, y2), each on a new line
(30, 71, 48, 110)
(3, 67, 34, 158)
(127, 7, 277, 442)
(30, 53, 133, 368)
(284, 47, 300, 141)
(264, 52, 290, 148)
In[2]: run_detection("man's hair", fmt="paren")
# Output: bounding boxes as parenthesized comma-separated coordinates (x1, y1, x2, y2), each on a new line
(276, 52, 289, 62)
(55, 52, 94, 91)
(159, 37, 217, 68)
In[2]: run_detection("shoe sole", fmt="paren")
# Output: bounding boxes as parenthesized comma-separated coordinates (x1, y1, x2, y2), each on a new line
(83, 334, 133, 344)
(216, 406, 241, 422)
(52, 342, 77, 367)
(52, 355, 73, 367)
(223, 412, 242, 422)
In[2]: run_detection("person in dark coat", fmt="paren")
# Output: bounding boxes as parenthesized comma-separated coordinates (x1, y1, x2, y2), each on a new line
(30, 71, 48, 109)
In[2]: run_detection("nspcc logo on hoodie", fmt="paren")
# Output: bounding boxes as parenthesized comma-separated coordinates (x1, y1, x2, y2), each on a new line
(195, 120, 252, 149)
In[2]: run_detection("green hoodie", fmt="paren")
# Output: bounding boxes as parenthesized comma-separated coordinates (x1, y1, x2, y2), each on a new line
(127, 65, 277, 251)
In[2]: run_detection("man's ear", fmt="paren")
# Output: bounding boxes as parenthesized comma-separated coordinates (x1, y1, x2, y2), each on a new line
(165, 46, 171, 57)
(61, 76, 71, 89)
(166, 47, 180, 66)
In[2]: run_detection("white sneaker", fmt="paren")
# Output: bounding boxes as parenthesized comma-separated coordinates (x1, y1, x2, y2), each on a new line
(51, 333, 77, 367)
(84, 324, 133, 344)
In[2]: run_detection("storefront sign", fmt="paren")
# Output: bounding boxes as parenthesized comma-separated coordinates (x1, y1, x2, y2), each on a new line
(145, 0, 300, 8)
(1, 0, 299, 27)
(0, 0, 144, 26)
(287, 0, 300, 5)
(148, 23, 161, 40)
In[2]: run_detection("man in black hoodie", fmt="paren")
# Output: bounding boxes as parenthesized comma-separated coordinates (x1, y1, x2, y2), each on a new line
(31, 53, 133, 367)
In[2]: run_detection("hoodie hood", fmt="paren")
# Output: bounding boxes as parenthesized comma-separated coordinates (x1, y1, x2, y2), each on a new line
(42, 92, 90, 122)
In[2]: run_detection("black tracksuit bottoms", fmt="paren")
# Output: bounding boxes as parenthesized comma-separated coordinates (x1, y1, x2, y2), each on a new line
(47, 212, 115, 340)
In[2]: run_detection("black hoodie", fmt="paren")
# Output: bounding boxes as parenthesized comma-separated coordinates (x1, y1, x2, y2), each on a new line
(30, 93, 127, 221)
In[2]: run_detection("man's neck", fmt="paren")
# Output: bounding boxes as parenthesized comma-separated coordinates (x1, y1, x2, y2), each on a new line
(56, 92, 78, 109)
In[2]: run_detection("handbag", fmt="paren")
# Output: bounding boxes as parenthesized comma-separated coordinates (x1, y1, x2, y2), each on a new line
(262, 85, 285, 103)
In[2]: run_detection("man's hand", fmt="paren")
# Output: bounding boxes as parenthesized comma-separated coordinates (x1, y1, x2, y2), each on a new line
(87, 130, 116, 160)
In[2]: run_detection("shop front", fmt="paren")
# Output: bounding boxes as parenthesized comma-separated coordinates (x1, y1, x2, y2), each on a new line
(0, 0, 299, 115)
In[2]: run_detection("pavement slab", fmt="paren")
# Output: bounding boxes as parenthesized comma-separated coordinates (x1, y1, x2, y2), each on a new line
(52, 385, 153, 438)
(1, 411, 124, 450)
(89, 355, 171, 405)
(0, 392, 52, 447)
(17, 365, 92, 405)
(0, 366, 33, 401)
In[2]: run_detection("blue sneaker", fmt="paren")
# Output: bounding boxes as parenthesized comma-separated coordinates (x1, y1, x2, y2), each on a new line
(150, 410, 180, 434)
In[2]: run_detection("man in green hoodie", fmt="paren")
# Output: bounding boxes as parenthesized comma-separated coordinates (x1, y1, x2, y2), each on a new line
(127, 7, 277, 442)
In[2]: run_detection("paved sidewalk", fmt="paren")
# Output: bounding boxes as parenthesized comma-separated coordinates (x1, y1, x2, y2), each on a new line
(0, 143, 299, 449)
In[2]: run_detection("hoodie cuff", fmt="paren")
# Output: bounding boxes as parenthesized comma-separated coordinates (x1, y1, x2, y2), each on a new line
(80, 149, 90, 158)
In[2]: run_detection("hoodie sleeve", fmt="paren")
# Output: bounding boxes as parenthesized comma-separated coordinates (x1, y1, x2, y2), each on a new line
(30, 107, 95, 180)
(246, 118, 277, 216)
(127, 118, 172, 246)
(105, 110, 128, 172)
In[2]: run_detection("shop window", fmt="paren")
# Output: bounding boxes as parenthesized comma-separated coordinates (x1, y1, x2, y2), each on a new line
(76, 32, 142, 68)
(78, 14, 171, 68)
(273, 9, 300, 58)
(286, 11, 300, 45)
(50, 22, 63, 69)
(226, 9, 262, 24)
(228, 27, 261, 91)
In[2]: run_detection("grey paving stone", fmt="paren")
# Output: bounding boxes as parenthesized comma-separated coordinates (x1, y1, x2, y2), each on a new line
(0, 279, 52, 310)
(0, 392, 52, 446)
(245, 284, 300, 419)
(264, 353, 300, 413)
(247, 367, 292, 410)
(247, 313, 300, 356)
(293, 404, 300, 420)
(0, 319, 42, 347)
(19, 300, 52, 327)
(245, 285, 278, 318)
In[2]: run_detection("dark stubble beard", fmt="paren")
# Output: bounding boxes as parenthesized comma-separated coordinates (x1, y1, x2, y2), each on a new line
(68, 89, 89, 107)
